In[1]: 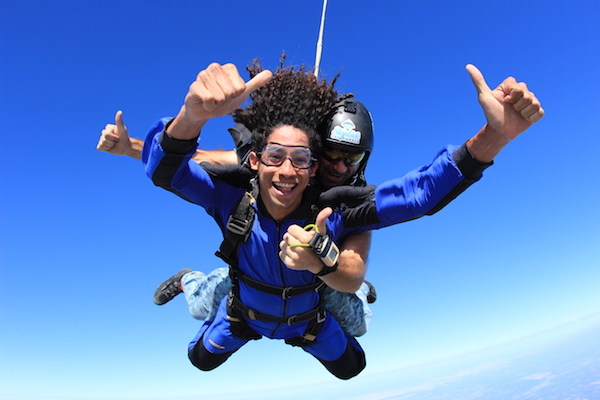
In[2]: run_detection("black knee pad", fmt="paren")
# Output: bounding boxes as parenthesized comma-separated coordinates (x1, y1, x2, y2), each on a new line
(188, 337, 234, 371)
(318, 340, 366, 380)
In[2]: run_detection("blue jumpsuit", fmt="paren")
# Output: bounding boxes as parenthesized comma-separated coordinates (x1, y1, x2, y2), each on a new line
(143, 118, 490, 379)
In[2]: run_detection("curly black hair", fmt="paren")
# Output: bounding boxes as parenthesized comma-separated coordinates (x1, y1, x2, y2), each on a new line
(232, 55, 351, 157)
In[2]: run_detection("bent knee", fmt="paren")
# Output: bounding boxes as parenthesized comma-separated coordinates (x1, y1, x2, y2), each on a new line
(319, 340, 366, 379)
(188, 339, 233, 371)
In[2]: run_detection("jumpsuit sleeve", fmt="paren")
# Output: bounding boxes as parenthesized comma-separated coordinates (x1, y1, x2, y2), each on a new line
(341, 143, 492, 230)
(142, 118, 241, 226)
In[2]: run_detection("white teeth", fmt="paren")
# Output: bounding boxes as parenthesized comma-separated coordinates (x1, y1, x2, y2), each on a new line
(275, 182, 295, 188)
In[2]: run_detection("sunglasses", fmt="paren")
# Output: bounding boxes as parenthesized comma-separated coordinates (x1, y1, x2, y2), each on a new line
(321, 146, 366, 166)
(259, 142, 315, 169)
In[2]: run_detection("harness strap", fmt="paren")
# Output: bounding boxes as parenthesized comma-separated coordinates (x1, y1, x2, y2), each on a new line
(215, 180, 329, 345)
(230, 294, 326, 326)
(236, 272, 325, 299)
(225, 291, 262, 341)
(286, 303, 326, 346)
(284, 284, 327, 347)
(215, 186, 257, 268)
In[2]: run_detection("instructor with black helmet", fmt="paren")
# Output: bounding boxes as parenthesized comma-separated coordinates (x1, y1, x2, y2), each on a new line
(316, 98, 374, 188)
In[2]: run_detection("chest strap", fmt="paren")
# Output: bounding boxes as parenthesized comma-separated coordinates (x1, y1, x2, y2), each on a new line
(235, 271, 325, 299)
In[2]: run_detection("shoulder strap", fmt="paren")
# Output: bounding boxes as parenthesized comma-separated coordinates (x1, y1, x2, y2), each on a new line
(215, 178, 259, 268)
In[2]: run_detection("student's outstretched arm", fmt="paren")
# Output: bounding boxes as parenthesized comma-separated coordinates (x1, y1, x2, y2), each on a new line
(167, 63, 272, 140)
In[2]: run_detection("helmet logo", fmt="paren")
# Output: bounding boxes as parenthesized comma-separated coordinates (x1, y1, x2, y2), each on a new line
(330, 119, 361, 145)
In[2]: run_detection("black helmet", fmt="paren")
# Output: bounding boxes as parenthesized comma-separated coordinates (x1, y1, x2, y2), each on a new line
(318, 98, 374, 187)
(321, 98, 374, 154)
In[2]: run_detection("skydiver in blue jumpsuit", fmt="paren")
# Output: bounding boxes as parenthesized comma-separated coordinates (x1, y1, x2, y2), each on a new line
(144, 60, 544, 379)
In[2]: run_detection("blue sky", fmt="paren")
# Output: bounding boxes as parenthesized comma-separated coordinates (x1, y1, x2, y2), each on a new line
(1, 1, 599, 399)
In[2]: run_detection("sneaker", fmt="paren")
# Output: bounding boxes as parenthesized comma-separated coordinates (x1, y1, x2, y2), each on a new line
(364, 280, 377, 304)
(153, 268, 192, 305)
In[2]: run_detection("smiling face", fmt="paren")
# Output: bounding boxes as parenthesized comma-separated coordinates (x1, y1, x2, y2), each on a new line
(249, 125, 318, 221)
(316, 154, 361, 189)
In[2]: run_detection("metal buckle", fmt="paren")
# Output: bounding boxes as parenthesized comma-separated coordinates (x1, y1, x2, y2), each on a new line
(226, 215, 251, 236)
(316, 309, 327, 324)
(287, 315, 298, 326)
(281, 287, 292, 300)
(314, 281, 326, 292)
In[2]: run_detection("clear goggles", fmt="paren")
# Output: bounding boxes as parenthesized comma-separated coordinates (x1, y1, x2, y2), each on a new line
(259, 142, 315, 169)
(321, 146, 366, 166)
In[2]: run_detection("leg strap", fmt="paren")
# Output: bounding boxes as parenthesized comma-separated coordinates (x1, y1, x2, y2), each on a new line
(225, 292, 262, 341)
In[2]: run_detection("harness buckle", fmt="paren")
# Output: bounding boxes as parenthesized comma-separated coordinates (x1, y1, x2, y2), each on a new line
(316, 309, 327, 324)
(287, 315, 298, 326)
(248, 309, 257, 320)
(226, 214, 251, 236)
(281, 287, 292, 300)
(314, 281, 325, 292)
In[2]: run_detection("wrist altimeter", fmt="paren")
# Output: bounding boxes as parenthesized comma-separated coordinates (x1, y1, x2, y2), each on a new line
(309, 232, 340, 276)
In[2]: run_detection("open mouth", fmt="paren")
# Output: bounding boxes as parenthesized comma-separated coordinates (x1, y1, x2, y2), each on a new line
(273, 182, 297, 194)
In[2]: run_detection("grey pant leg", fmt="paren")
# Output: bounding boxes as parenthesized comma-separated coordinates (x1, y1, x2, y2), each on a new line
(323, 282, 372, 337)
(181, 267, 232, 321)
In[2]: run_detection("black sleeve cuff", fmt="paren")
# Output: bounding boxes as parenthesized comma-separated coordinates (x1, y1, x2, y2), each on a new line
(158, 118, 200, 154)
(452, 142, 493, 179)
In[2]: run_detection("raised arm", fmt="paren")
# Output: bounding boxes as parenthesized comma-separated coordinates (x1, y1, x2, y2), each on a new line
(465, 64, 545, 163)
(97, 110, 240, 165)
(166, 63, 272, 140)
(97, 111, 143, 160)
(98, 62, 271, 162)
